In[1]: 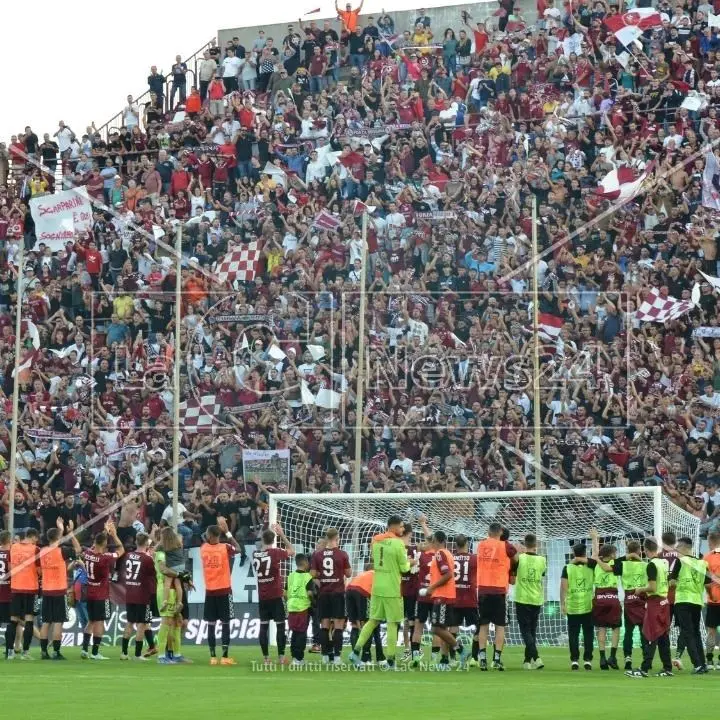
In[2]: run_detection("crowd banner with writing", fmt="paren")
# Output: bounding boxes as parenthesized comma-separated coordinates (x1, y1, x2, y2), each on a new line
(30, 187, 93, 251)
(242, 449, 290, 487)
(692, 326, 720, 337)
(25, 429, 81, 444)
(206, 314, 274, 326)
(225, 401, 274, 415)
(415, 211, 458, 221)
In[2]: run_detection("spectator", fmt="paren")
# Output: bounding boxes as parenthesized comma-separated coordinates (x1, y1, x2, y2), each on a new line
(170, 55, 188, 108)
(147, 66, 165, 108)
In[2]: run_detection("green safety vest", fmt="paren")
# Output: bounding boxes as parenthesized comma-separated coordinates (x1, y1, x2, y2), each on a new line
(594, 560, 618, 591)
(286, 570, 312, 613)
(648, 557, 669, 598)
(620, 559, 646, 592)
(514, 553, 547, 606)
(674, 556, 708, 606)
(565, 563, 594, 615)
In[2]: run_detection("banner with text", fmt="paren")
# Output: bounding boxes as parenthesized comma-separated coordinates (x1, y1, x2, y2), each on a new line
(241, 448, 290, 488)
(30, 187, 93, 251)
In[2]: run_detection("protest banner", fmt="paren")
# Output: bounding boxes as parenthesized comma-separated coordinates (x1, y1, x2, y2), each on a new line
(30, 187, 93, 251)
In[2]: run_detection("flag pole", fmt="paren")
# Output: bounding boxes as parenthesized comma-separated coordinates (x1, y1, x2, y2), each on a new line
(171, 225, 182, 531)
(532, 194, 544, 542)
(8, 242, 25, 538)
(532, 195, 542, 487)
(352, 212, 368, 568)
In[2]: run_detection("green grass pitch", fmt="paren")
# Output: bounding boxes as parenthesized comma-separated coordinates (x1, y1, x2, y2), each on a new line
(4, 646, 720, 720)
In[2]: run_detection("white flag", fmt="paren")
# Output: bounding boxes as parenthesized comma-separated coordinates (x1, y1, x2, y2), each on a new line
(702, 149, 720, 211)
(315, 388, 342, 409)
(301, 380, 316, 406)
(700, 270, 720, 293)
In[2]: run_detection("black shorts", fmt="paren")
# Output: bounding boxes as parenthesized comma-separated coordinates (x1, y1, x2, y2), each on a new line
(415, 601, 432, 624)
(10, 592, 36, 618)
(126, 603, 152, 624)
(346, 590, 368, 624)
(117, 525, 136, 546)
(41, 595, 68, 624)
(478, 594, 507, 627)
(451, 606, 480, 629)
(204, 593, 234, 623)
(317, 592, 346, 620)
(258, 597, 285, 623)
(0, 601, 10, 623)
(87, 599, 111, 622)
(430, 601, 451, 628)
(149, 596, 160, 619)
(403, 595, 417, 621)
(706, 603, 720, 628)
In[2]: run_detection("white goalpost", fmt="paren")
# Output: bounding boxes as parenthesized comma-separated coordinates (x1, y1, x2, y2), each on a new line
(268, 487, 700, 647)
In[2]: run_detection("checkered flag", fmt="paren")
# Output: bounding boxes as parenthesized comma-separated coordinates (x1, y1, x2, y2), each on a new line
(179, 394, 222, 433)
(635, 288, 695, 323)
(214, 242, 261, 285)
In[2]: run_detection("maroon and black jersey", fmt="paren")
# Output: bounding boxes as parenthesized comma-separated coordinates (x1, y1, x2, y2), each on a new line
(417, 550, 434, 604)
(83, 549, 119, 601)
(123, 551, 156, 605)
(311, 547, 350, 594)
(402, 544, 420, 598)
(453, 551, 477, 608)
(253, 547, 289, 602)
(0, 549, 10, 602)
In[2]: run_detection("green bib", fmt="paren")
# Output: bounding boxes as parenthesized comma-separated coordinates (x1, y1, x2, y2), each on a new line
(649, 557, 669, 598)
(286, 570, 312, 613)
(514, 553, 547, 606)
(620, 559, 646, 592)
(674, 556, 707, 606)
(566, 563, 594, 615)
(594, 560, 618, 591)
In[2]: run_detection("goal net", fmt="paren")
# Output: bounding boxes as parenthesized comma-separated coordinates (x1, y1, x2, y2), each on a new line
(269, 488, 700, 647)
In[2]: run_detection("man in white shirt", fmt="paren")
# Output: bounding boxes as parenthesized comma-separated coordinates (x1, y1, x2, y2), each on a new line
(54, 121, 74, 155)
(222, 115, 241, 141)
(221, 48, 242, 93)
(698, 386, 720, 409)
(385, 202, 406, 236)
(390, 450, 413, 474)
(305, 150, 327, 184)
(123, 96, 140, 129)
(161, 492, 189, 526)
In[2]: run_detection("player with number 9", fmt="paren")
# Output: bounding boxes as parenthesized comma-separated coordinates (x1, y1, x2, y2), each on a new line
(310, 528, 351, 664)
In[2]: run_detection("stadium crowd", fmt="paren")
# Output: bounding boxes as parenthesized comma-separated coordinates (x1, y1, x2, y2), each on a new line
(2, 0, 720, 554)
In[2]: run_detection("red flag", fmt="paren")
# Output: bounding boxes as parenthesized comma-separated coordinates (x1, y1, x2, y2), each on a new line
(313, 209, 342, 231)
(604, 8, 662, 33)
(538, 313, 564, 342)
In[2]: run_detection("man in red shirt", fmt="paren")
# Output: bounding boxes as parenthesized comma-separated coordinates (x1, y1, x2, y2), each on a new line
(84, 240, 102, 289)
(310, 527, 351, 664)
(70, 520, 124, 660)
(120, 532, 156, 661)
(253, 524, 296, 665)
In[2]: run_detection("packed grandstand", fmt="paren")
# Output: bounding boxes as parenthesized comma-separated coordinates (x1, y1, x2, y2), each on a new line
(1, 0, 720, 657)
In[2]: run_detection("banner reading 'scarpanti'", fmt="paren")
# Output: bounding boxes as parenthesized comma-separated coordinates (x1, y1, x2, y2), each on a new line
(30, 187, 93, 251)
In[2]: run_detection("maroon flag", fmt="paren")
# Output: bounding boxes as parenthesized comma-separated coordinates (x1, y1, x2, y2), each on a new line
(313, 209, 342, 231)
